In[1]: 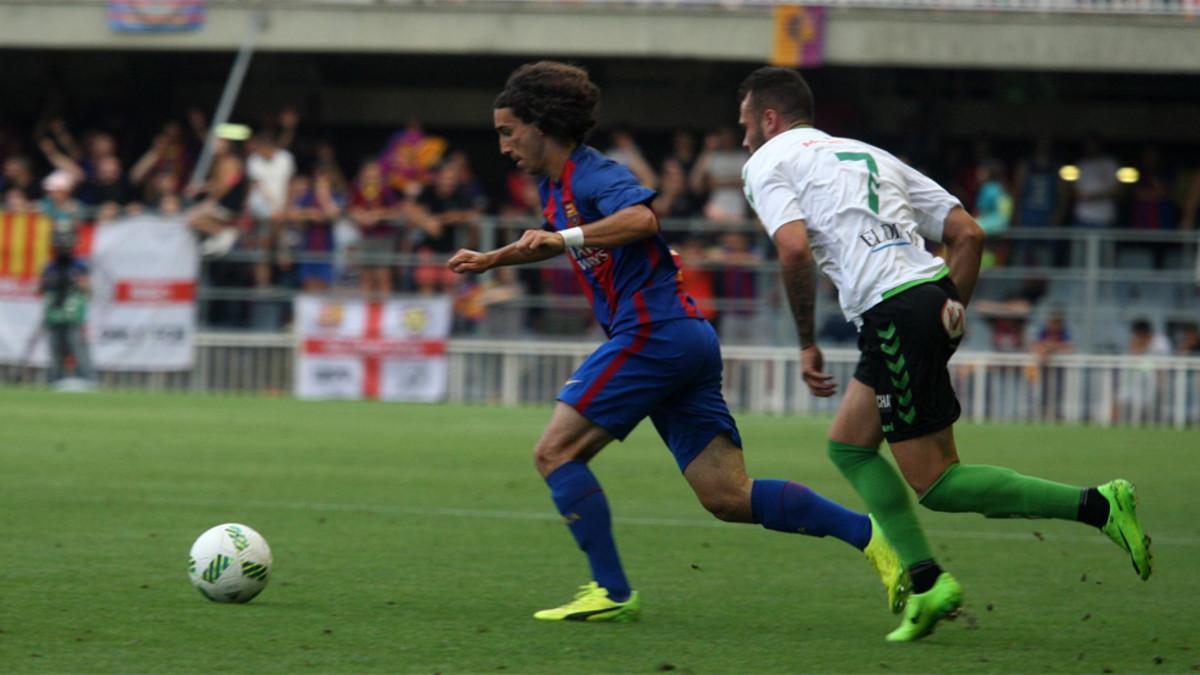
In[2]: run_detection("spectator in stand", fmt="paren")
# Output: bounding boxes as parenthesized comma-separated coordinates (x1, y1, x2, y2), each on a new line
(500, 169, 540, 218)
(1012, 137, 1068, 267)
(379, 119, 447, 197)
(246, 131, 296, 225)
(1116, 318, 1171, 423)
(412, 162, 481, 294)
(1130, 147, 1178, 268)
(712, 230, 761, 343)
(1014, 138, 1067, 229)
(690, 127, 750, 224)
(667, 129, 699, 178)
(1073, 134, 1120, 228)
(1176, 323, 1200, 356)
(4, 187, 33, 213)
(974, 160, 1012, 235)
(673, 236, 716, 322)
(295, 168, 345, 293)
(1, 155, 42, 201)
(973, 278, 1048, 352)
(605, 126, 657, 189)
(185, 137, 249, 257)
(38, 170, 82, 224)
(1181, 169, 1200, 230)
(130, 121, 195, 200)
(349, 159, 400, 296)
(974, 159, 1013, 268)
(652, 158, 703, 226)
(78, 156, 133, 209)
(1029, 309, 1074, 420)
(312, 140, 349, 194)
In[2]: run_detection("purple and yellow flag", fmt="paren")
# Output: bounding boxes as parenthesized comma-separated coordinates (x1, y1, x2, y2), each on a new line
(771, 5, 826, 68)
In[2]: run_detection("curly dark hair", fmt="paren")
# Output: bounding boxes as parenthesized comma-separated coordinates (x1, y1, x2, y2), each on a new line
(494, 61, 600, 145)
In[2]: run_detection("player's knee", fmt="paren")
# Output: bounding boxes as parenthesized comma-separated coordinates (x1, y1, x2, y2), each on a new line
(532, 443, 570, 477)
(697, 486, 752, 523)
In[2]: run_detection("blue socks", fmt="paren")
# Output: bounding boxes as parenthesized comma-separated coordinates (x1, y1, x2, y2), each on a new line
(545, 462, 631, 601)
(751, 479, 871, 551)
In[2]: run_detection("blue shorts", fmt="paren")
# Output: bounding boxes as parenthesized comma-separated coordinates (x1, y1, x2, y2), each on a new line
(557, 318, 742, 472)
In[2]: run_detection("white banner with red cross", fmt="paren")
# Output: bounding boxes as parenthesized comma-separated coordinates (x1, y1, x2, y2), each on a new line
(293, 295, 452, 401)
(0, 212, 197, 370)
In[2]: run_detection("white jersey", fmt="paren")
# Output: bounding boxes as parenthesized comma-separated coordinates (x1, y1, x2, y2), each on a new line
(742, 127, 960, 325)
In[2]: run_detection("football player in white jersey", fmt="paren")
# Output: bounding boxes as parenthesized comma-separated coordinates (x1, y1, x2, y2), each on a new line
(737, 67, 1152, 642)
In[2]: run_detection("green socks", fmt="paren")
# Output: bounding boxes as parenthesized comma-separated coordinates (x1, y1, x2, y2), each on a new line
(827, 441, 934, 567)
(919, 463, 1082, 520)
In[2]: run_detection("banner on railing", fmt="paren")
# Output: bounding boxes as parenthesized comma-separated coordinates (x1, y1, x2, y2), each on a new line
(0, 213, 197, 370)
(293, 295, 452, 402)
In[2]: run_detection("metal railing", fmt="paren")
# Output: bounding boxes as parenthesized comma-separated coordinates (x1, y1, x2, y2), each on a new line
(191, 217, 1200, 354)
(3, 333, 1198, 427)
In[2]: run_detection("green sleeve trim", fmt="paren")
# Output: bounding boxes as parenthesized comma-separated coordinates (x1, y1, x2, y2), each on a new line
(881, 266, 949, 301)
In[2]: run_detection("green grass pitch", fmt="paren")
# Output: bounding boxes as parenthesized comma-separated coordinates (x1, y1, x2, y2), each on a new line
(1, 389, 1197, 673)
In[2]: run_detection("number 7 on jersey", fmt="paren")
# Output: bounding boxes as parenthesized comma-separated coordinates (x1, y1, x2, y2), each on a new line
(835, 152, 880, 215)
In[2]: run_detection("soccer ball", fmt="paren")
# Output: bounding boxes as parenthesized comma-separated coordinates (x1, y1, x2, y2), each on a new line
(187, 523, 273, 603)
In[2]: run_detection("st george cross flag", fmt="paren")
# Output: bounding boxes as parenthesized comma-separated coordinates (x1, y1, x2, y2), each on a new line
(293, 295, 452, 402)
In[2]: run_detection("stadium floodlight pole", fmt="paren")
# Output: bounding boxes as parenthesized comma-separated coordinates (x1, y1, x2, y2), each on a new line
(186, 9, 268, 195)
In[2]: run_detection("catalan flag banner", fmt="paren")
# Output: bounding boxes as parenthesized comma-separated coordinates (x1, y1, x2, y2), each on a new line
(0, 213, 198, 370)
(771, 5, 826, 68)
(108, 0, 206, 33)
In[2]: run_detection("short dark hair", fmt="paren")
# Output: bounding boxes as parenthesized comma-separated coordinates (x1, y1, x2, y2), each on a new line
(738, 67, 815, 124)
(1131, 319, 1153, 334)
(494, 61, 600, 145)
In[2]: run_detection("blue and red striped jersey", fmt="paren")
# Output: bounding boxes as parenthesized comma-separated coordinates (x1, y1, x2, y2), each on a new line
(539, 145, 703, 337)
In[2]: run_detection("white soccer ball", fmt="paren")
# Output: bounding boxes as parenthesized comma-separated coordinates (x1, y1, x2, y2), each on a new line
(187, 523, 273, 603)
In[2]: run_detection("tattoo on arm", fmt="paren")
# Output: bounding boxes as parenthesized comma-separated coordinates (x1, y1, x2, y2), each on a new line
(780, 255, 818, 349)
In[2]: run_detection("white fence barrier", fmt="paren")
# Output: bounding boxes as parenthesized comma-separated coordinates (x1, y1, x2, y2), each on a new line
(3, 333, 1198, 428)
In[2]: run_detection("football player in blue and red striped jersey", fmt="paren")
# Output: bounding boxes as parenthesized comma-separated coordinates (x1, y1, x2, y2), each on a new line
(448, 61, 906, 623)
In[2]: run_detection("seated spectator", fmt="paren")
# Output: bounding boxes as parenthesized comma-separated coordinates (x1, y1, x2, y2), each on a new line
(1175, 323, 1200, 356)
(974, 160, 1012, 236)
(973, 278, 1047, 352)
(1031, 310, 1073, 363)
(5, 187, 33, 213)
(1115, 318, 1170, 423)
(185, 138, 248, 257)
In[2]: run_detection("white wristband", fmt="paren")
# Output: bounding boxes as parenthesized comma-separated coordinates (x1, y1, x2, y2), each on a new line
(559, 227, 585, 248)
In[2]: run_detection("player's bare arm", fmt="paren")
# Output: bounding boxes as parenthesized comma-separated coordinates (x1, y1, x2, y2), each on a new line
(559, 204, 658, 249)
(447, 233, 562, 274)
(940, 207, 985, 306)
(774, 219, 836, 397)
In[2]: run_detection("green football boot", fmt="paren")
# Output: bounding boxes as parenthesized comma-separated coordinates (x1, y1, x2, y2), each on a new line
(1097, 479, 1153, 581)
(885, 572, 962, 643)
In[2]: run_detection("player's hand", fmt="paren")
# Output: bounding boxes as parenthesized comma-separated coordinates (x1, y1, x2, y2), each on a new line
(800, 345, 837, 397)
(448, 249, 494, 274)
(516, 229, 566, 254)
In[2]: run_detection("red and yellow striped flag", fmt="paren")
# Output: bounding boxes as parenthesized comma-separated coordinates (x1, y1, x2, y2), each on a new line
(0, 211, 52, 281)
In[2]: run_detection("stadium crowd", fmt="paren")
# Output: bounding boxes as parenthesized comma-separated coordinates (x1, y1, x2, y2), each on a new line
(1, 108, 1198, 348)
